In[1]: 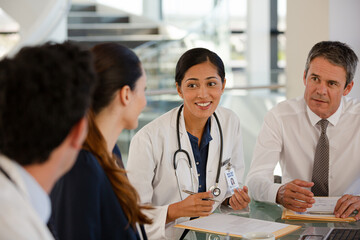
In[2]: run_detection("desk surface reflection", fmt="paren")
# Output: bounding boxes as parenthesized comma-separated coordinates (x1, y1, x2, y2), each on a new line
(185, 200, 360, 240)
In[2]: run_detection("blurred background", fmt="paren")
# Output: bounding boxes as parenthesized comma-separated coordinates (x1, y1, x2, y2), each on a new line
(1, 0, 359, 180)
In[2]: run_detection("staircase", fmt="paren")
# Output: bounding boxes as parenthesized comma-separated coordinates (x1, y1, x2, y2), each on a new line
(67, 3, 170, 49)
(67, 3, 187, 90)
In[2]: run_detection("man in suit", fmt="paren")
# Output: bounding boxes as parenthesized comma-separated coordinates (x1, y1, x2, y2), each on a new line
(0, 42, 96, 239)
(246, 41, 360, 220)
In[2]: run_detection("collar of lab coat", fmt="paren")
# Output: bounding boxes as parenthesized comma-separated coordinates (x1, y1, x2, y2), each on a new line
(0, 155, 29, 200)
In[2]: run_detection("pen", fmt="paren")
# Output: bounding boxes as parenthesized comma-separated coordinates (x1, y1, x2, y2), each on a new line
(182, 190, 220, 202)
(306, 211, 334, 215)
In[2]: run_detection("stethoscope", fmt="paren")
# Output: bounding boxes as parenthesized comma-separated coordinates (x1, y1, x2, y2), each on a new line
(173, 105, 223, 198)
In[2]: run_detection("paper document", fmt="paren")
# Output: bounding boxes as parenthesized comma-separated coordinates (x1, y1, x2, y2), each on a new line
(303, 197, 339, 215)
(282, 197, 356, 222)
(175, 213, 300, 238)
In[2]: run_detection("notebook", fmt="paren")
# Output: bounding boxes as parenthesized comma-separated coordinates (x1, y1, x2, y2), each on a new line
(300, 227, 360, 240)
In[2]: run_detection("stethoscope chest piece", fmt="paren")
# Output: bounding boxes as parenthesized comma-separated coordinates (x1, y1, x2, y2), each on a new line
(209, 185, 221, 197)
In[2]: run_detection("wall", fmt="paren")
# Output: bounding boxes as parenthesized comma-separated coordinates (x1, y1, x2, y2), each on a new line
(286, 0, 329, 99)
(286, 0, 360, 99)
(329, 0, 360, 98)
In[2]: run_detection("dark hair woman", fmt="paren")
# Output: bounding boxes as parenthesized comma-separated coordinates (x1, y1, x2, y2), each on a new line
(126, 48, 250, 239)
(50, 43, 151, 240)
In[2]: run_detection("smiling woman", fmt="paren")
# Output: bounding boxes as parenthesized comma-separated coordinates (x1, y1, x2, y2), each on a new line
(126, 48, 250, 240)
(176, 59, 225, 140)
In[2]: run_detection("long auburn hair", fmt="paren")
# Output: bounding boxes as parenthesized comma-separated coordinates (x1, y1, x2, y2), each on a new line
(83, 43, 152, 228)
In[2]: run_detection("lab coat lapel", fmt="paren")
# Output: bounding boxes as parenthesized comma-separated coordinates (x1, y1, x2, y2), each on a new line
(177, 108, 199, 191)
(206, 113, 221, 191)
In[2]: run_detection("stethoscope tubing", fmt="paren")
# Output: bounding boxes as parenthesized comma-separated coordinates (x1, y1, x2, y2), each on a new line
(212, 111, 223, 189)
(173, 105, 223, 196)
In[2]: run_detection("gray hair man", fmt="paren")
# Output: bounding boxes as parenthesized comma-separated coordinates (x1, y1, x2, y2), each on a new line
(246, 41, 360, 220)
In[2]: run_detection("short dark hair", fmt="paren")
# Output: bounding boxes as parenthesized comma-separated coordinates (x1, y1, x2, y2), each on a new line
(90, 43, 142, 114)
(175, 48, 225, 86)
(305, 41, 358, 87)
(0, 41, 96, 165)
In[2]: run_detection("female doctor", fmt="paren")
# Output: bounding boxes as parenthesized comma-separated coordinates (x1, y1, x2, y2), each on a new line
(126, 48, 250, 239)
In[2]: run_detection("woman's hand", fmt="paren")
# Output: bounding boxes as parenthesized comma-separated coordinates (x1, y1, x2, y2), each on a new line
(166, 192, 215, 223)
(229, 186, 251, 210)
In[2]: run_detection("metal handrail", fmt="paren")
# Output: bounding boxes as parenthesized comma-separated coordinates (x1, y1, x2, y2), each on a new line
(146, 84, 285, 96)
(134, 0, 226, 59)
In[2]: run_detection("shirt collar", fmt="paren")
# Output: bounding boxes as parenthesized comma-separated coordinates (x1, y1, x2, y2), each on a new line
(17, 165, 51, 224)
(187, 117, 213, 150)
(201, 117, 213, 149)
(306, 97, 343, 127)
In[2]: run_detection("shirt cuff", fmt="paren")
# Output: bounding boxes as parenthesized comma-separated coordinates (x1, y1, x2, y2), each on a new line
(144, 204, 169, 239)
(268, 183, 282, 203)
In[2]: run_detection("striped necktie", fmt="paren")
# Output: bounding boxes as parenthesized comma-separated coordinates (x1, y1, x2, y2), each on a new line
(311, 119, 329, 196)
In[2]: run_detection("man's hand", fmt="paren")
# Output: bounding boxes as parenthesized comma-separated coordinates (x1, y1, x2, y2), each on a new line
(276, 179, 315, 212)
(334, 194, 360, 220)
(229, 186, 251, 210)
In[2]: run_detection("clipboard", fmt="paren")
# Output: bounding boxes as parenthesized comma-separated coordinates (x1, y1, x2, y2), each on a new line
(174, 213, 301, 239)
(281, 197, 356, 222)
(281, 208, 356, 222)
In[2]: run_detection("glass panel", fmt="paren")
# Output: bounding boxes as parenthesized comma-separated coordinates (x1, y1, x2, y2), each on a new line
(0, 8, 20, 58)
(134, 0, 231, 91)
(278, 33, 286, 68)
(277, 0, 287, 32)
(162, 0, 214, 27)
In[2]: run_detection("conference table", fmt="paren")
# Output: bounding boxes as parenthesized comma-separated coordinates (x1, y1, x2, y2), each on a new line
(187, 200, 360, 239)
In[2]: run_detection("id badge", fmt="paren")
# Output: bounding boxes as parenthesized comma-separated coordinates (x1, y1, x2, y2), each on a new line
(224, 163, 239, 194)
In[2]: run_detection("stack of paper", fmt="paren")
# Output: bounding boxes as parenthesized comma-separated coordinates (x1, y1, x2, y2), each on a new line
(175, 213, 301, 238)
(282, 197, 356, 222)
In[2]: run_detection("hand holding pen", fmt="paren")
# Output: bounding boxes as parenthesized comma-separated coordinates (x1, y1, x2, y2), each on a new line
(183, 189, 220, 202)
(167, 190, 216, 222)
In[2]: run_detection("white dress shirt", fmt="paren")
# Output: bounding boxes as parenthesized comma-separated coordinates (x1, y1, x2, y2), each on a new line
(246, 96, 360, 203)
(17, 164, 51, 223)
(0, 155, 54, 240)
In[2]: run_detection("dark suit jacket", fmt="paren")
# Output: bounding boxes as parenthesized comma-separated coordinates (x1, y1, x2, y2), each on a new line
(50, 145, 147, 240)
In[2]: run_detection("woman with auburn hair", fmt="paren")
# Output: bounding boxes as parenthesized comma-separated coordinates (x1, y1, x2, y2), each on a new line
(50, 43, 151, 240)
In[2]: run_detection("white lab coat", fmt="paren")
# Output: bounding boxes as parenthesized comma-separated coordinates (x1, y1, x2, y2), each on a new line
(127, 106, 245, 240)
(0, 155, 54, 240)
